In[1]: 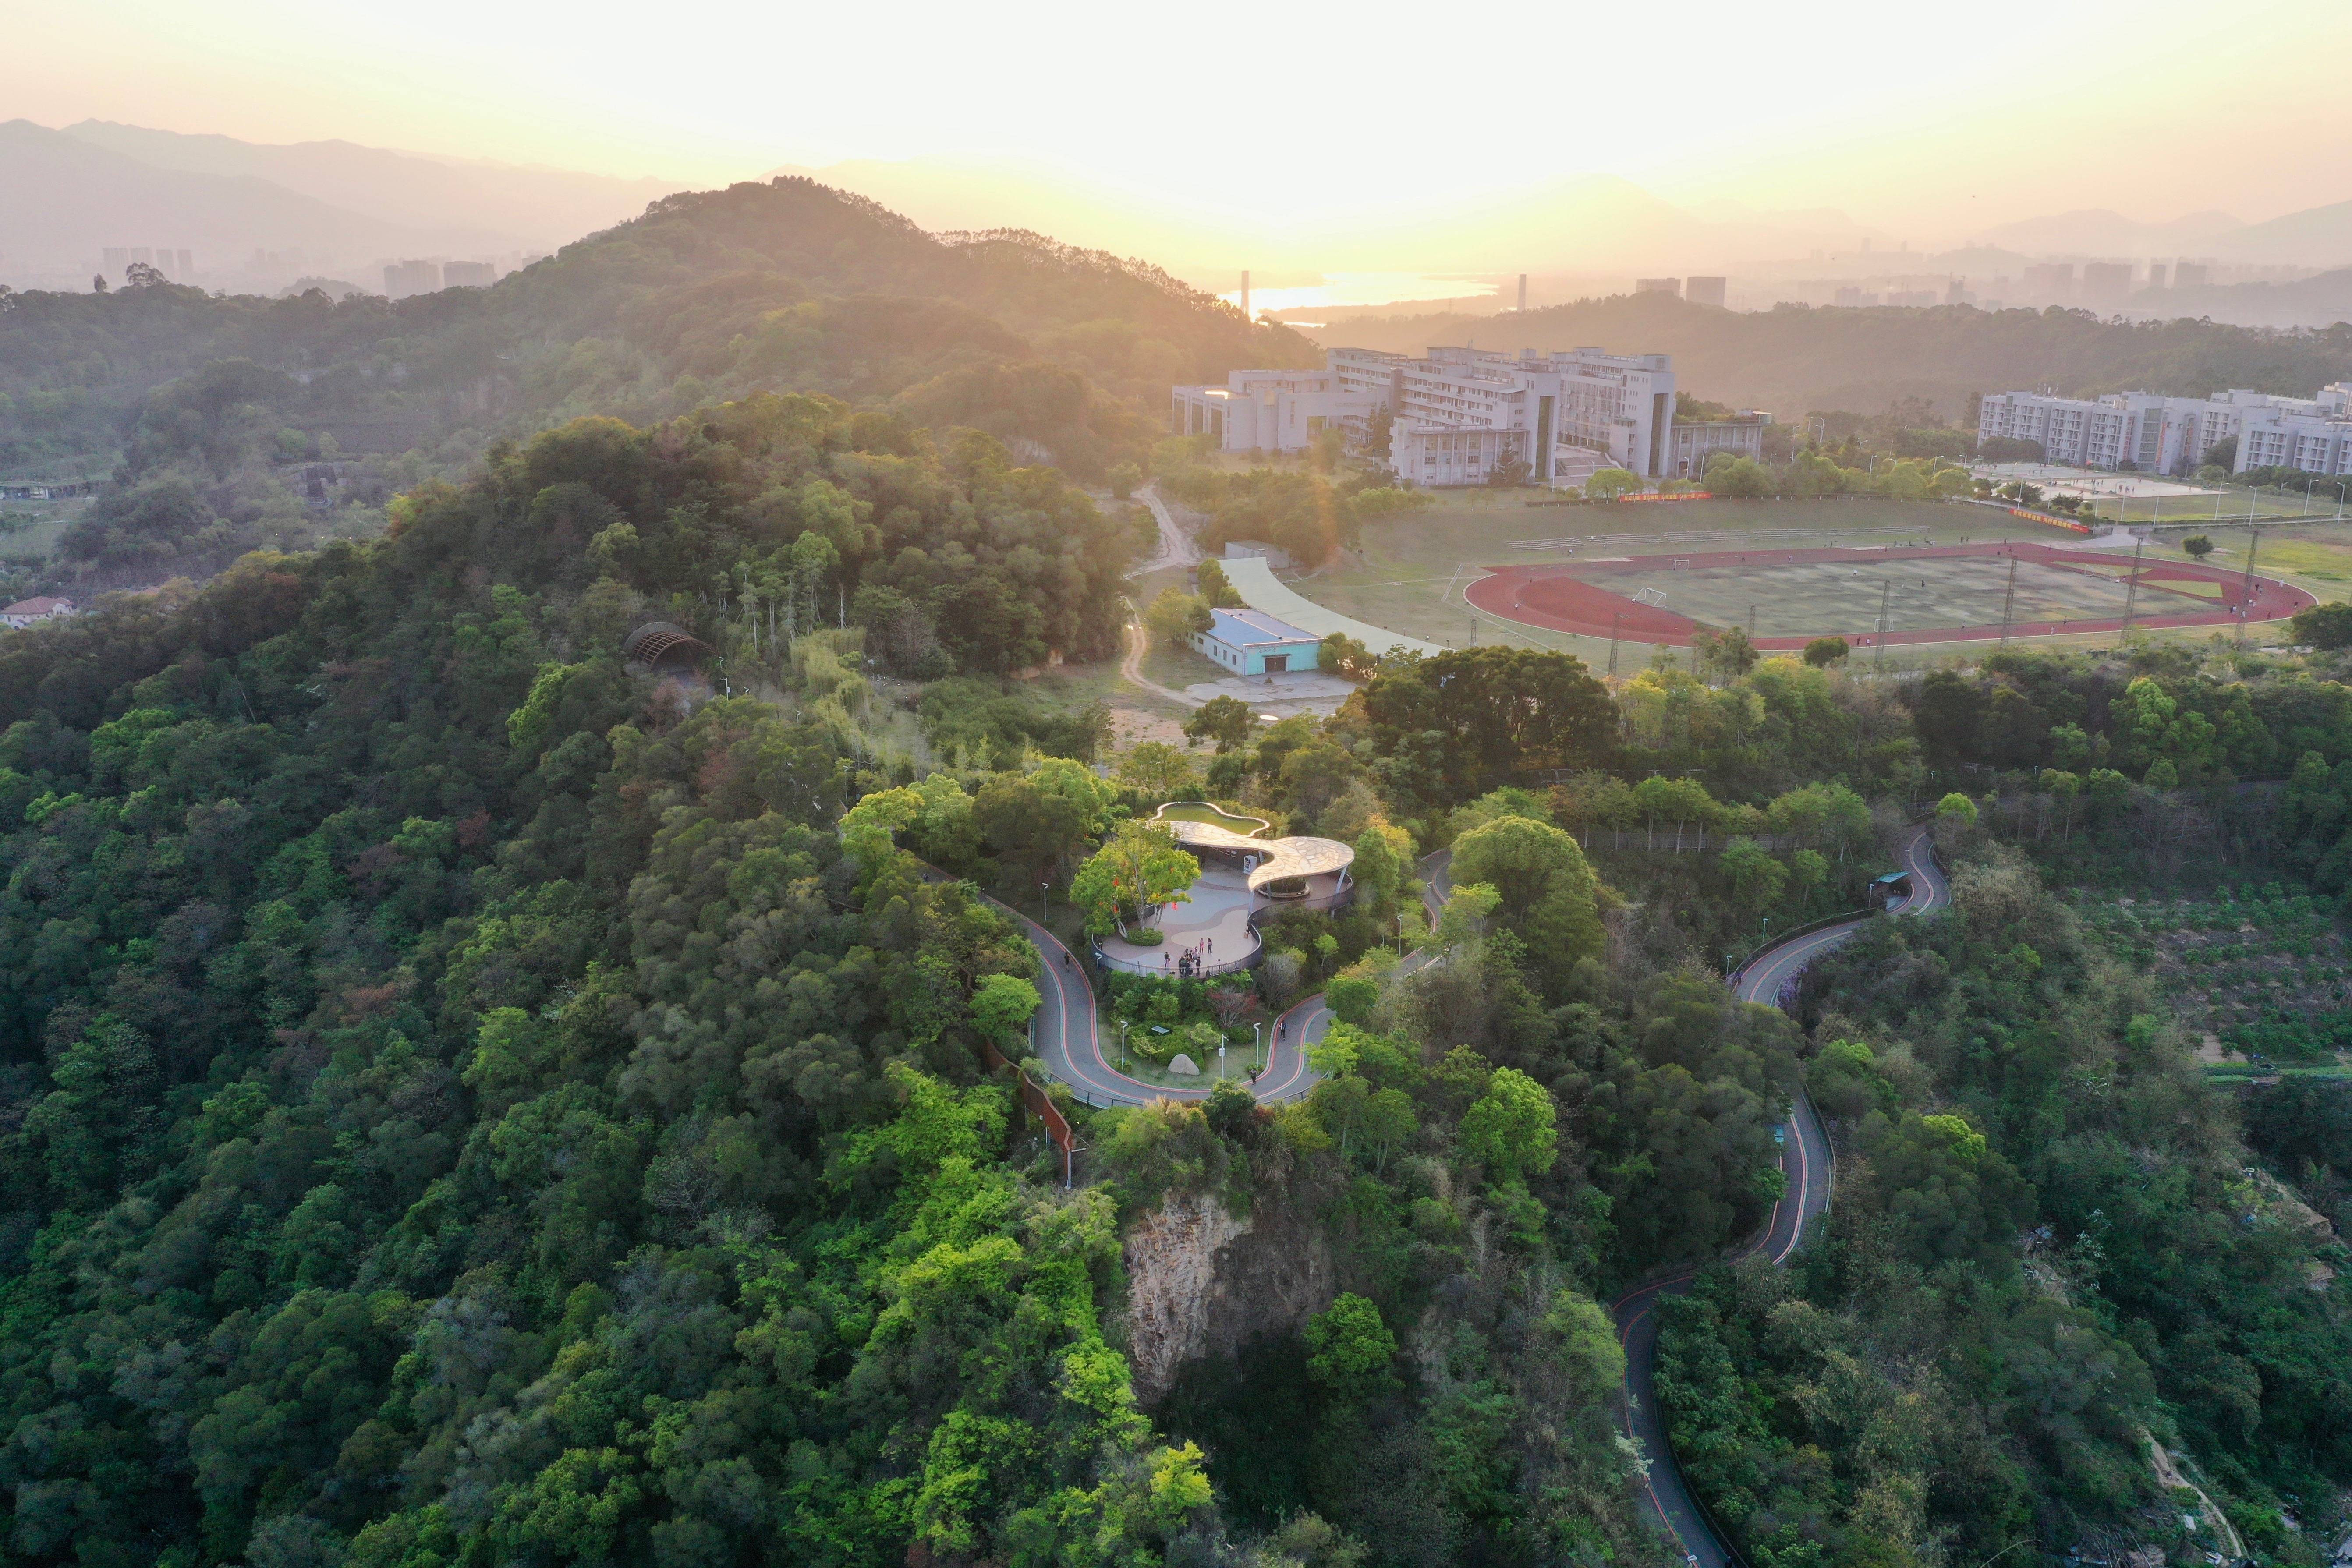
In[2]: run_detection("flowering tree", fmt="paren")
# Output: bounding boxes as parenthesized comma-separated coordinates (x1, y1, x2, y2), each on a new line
(1071, 821, 1199, 936)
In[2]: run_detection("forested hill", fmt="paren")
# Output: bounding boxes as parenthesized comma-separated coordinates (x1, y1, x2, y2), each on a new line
(0, 176, 1316, 486)
(1311, 293, 2352, 421)
(0, 398, 1162, 1567)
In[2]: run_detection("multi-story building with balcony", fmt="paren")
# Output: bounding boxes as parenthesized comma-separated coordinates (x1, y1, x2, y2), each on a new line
(1974, 386, 2352, 475)
(1177, 345, 1679, 487)
(1169, 366, 1384, 453)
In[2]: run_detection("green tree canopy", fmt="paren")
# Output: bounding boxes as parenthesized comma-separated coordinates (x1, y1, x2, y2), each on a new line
(1072, 820, 1200, 934)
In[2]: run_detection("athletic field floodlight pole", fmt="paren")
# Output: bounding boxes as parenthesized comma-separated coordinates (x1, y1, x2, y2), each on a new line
(1872, 580, 1892, 673)
(2121, 536, 2144, 633)
(1998, 557, 2017, 647)
(1607, 611, 1622, 679)
(2239, 528, 2261, 646)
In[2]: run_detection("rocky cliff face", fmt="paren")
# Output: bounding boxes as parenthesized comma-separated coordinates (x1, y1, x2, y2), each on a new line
(1122, 1192, 1336, 1402)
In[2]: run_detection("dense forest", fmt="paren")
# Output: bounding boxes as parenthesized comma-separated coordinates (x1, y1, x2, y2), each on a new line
(0, 379, 2348, 1565)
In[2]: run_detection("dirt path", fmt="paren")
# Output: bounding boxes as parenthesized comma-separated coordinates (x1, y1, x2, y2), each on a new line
(1119, 621, 1206, 710)
(1130, 483, 1202, 577)
(2149, 1437, 2245, 1557)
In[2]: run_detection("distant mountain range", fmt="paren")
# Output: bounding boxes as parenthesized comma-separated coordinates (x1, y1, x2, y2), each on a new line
(765, 159, 1883, 280)
(0, 120, 685, 288)
(1975, 202, 2352, 268)
(779, 156, 2352, 293)
(12, 117, 2352, 315)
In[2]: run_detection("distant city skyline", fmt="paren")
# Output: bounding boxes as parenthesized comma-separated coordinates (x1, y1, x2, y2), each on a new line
(11, 0, 2352, 269)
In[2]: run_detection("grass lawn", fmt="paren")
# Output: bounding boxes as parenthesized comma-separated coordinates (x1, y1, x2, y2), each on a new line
(1139, 641, 1224, 690)
(2101, 492, 2338, 525)
(2187, 520, 2352, 591)
(1092, 1002, 1267, 1091)
(0, 498, 88, 563)
(1150, 801, 1271, 833)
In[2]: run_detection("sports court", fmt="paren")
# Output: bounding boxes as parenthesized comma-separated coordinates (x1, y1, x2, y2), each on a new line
(1465, 541, 2313, 648)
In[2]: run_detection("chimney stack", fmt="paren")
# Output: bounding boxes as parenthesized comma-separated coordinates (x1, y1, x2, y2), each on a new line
(1517, 273, 1527, 312)
(1241, 269, 1250, 321)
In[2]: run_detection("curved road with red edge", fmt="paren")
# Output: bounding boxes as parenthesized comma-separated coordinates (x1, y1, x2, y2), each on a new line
(1019, 906, 1324, 1108)
(1610, 827, 1947, 1568)
(1024, 852, 1459, 1108)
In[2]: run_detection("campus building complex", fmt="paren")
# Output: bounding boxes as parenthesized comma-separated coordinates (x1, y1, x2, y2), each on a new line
(1176, 345, 1690, 487)
(1168, 366, 1382, 454)
(1976, 384, 2352, 478)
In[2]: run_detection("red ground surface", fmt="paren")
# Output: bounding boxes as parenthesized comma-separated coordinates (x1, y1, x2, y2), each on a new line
(1464, 541, 2315, 649)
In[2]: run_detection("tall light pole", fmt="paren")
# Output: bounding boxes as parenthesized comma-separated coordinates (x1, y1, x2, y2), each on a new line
(1119, 1020, 1130, 1069)
(1253, 1021, 1265, 1070)
(2120, 535, 2143, 634)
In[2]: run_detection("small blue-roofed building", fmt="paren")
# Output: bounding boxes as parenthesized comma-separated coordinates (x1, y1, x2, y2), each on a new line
(1191, 608, 1322, 675)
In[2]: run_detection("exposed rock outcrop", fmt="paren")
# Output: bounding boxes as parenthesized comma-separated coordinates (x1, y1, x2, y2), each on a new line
(1123, 1191, 1336, 1401)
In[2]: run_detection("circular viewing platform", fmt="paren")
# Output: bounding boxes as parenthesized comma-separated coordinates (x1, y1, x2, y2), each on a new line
(1093, 803, 1357, 977)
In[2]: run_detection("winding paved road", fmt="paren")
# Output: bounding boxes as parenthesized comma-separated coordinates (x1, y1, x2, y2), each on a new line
(1017, 903, 1325, 1108)
(1013, 824, 1956, 1568)
(1024, 849, 1462, 1108)
(1612, 826, 1948, 1568)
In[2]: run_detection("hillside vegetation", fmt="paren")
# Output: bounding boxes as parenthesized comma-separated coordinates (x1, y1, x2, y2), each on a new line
(0, 177, 1314, 583)
(3, 179, 2352, 1568)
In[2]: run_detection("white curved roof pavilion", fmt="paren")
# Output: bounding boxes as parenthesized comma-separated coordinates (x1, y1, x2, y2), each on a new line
(1162, 819, 1353, 893)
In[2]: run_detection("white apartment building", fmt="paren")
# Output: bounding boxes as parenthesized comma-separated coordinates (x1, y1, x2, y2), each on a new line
(2238, 385, 2352, 476)
(1170, 367, 1385, 453)
(1385, 345, 1675, 487)
(1179, 346, 1678, 487)
(1974, 387, 2352, 475)
(1672, 416, 1771, 475)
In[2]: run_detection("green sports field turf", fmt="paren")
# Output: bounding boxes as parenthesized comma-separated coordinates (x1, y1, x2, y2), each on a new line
(1601, 555, 2146, 639)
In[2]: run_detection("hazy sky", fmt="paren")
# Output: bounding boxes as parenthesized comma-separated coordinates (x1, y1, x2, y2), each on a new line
(14, 0, 2352, 245)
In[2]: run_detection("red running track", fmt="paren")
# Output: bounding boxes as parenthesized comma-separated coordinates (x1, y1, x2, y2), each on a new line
(1465, 541, 2314, 648)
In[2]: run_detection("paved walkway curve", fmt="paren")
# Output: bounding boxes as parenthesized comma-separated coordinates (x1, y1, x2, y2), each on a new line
(1612, 826, 1948, 1568)
(1015, 902, 1325, 1108)
(1025, 848, 1461, 1110)
(1265, 849, 1456, 1097)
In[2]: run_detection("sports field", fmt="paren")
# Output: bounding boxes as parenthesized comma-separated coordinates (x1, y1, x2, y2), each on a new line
(1281, 495, 2349, 664)
(1469, 541, 2309, 649)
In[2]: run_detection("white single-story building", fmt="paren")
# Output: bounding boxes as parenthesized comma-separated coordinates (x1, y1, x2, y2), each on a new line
(2, 597, 76, 629)
(1191, 608, 1321, 675)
